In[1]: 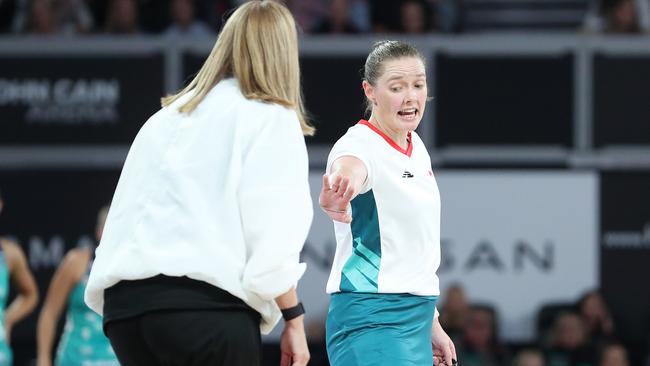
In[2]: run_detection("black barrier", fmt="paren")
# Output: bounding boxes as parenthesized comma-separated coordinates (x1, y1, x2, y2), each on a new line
(0, 54, 164, 145)
(3, 43, 650, 151)
(0, 169, 120, 365)
(600, 171, 650, 364)
(594, 54, 650, 147)
(300, 56, 368, 144)
(435, 53, 574, 147)
(183, 52, 368, 145)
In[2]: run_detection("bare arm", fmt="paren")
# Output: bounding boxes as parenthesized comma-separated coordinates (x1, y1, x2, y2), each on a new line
(432, 317, 457, 366)
(319, 156, 368, 223)
(36, 249, 87, 366)
(275, 288, 309, 366)
(3, 240, 39, 344)
(275, 287, 300, 311)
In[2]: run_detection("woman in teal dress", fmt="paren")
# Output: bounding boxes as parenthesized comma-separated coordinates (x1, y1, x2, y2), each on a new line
(318, 41, 457, 366)
(37, 207, 119, 366)
(0, 188, 40, 366)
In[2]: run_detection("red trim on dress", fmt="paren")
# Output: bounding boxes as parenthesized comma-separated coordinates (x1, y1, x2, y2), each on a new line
(357, 119, 413, 157)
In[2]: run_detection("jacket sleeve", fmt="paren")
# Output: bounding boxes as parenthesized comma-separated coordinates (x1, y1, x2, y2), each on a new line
(238, 106, 313, 301)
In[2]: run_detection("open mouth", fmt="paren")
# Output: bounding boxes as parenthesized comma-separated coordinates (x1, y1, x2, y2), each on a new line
(397, 108, 418, 119)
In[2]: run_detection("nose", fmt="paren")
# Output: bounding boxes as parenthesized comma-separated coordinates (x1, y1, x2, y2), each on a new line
(404, 87, 418, 103)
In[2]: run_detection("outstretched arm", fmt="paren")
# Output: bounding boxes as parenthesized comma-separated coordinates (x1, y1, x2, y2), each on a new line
(319, 156, 368, 223)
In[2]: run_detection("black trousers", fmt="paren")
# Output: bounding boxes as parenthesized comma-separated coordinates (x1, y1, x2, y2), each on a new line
(105, 309, 262, 366)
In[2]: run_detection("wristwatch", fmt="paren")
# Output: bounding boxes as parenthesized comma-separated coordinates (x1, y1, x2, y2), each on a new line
(281, 302, 305, 321)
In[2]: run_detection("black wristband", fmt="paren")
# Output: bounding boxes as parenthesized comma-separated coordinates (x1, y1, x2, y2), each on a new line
(281, 302, 305, 321)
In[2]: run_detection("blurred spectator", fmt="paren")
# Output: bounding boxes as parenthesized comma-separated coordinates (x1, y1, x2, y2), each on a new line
(348, 0, 370, 32)
(584, 0, 644, 33)
(578, 290, 616, 346)
(372, 0, 460, 33)
(538, 302, 578, 345)
(598, 343, 630, 366)
(9, 0, 57, 34)
(54, 0, 94, 34)
(431, 0, 464, 33)
(399, 0, 434, 33)
(164, 0, 212, 37)
(26, 0, 58, 34)
(606, 0, 641, 33)
(105, 0, 139, 34)
(640, 0, 650, 30)
(11, 0, 92, 35)
(513, 349, 545, 366)
(545, 311, 595, 366)
(312, 0, 359, 34)
(439, 284, 469, 341)
(285, 0, 328, 33)
(456, 304, 510, 366)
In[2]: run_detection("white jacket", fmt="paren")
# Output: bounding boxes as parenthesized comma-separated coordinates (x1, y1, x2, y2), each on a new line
(85, 78, 313, 334)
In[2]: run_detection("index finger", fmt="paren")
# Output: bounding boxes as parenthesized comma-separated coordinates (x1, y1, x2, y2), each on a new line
(322, 174, 331, 191)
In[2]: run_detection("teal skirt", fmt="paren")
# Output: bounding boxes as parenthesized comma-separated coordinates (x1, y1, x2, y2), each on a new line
(326, 292, 437, 366)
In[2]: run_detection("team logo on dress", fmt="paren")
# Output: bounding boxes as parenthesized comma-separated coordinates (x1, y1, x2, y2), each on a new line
(402, 170, 414, 178)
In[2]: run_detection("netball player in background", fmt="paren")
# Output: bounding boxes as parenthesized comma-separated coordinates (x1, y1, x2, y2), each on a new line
(36, 206, 118, 366)
(84, 1, 313, 365)
(319, 41, 457, 366)
(0, 188, 40, 366)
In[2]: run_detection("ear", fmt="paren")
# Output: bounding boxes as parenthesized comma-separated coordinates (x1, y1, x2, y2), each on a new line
(362, 80, 375, 104)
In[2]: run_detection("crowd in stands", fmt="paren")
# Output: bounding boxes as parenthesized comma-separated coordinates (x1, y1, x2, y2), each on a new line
(0, 0, 648, 36)
(436, 285, 649, 366)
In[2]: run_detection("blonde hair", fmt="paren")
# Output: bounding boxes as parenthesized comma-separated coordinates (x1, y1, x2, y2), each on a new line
(161, 0, 314, 136)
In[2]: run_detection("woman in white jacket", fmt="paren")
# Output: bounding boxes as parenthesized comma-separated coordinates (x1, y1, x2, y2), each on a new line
(84, 1, 314, 365)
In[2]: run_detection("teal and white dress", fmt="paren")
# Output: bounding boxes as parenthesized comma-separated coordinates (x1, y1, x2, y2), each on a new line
(0, 247, 12, 366)
(55, 256, 119, 366)
(325, 120, 442, 366)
